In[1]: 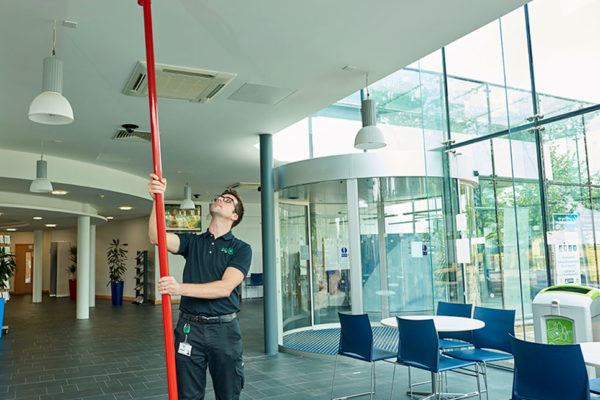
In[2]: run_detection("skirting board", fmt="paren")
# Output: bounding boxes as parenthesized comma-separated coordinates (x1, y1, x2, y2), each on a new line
(150, 298, 181, 305)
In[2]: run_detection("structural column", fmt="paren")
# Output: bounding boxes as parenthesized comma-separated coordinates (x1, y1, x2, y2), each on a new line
(32, 230, 43, 303)
(77, 216, 90, 319)
(89, 224, 96, 308)
(346, 179, 364, 314)
(260, 133, 278, 355)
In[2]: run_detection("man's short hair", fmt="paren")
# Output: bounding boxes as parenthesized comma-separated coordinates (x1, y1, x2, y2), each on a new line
(222, 189, 244, 228)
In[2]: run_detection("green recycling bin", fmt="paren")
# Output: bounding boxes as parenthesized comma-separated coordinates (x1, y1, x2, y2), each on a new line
(533, 285, 600, 345)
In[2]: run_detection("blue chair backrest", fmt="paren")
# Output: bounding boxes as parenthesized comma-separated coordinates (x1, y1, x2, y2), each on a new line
(472, 306, 515, 353)
(437, 301, 473, 341)
(249, 273, 263, 285)
(397, 317, 439, 372)
(510, 335, 590, 400)
(338, 313, 373, 361)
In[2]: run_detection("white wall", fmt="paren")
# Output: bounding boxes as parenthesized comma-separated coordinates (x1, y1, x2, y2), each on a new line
(95, 217, 154, 298)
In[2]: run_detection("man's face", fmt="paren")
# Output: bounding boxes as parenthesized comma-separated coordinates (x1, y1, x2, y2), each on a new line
(210, 194, 238, 222)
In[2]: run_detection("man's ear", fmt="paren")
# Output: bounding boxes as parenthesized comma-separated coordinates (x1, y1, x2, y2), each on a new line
(231, 213, 239, 222)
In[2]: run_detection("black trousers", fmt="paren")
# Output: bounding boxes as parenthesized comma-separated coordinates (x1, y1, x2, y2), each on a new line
(174, 316, 244, 400)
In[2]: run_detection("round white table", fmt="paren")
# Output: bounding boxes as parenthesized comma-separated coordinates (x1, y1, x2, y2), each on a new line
(580, 342, 600, 367)
(380, 315, 485, 332)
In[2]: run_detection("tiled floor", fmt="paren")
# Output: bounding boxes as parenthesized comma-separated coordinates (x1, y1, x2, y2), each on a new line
(0, 295, 515, 399)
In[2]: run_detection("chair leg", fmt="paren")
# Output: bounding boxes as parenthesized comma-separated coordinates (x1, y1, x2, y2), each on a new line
(331, 354, 338, 400)
(482, 362, 489, 400)
(475, 363, 482, 400)
(390, 364, 397, 400)
(370, 362, 375, 400)
(408, 366, 413, 397)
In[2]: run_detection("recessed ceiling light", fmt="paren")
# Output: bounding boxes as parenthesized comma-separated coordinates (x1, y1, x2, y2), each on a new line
(119, 206, 133, 211)
(33, 216, 43, 220)
(6, 228, 17, 232)
(106, 216, 114, 220)
(45, 224, 57, 228)
(51, 190, 68, 195)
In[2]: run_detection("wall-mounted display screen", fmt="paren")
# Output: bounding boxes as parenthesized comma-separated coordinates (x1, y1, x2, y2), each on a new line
(165, 204, 202, 232)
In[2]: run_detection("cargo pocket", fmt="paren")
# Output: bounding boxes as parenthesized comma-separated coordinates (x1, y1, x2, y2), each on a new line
(235, 360, 245, 390)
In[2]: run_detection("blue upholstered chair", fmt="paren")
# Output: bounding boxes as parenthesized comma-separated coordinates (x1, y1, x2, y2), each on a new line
(443, 306, 514, 399)
(331, 313, 396, 400)
(391, 317, 481, 400)
(437, 301, 473, 350)
(590, 378, 600, 396)
(248, 273, 263, 286)
(510, 335, 590, 400)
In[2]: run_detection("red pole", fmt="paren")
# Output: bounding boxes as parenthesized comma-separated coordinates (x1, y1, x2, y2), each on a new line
(137, 1, 178, 398)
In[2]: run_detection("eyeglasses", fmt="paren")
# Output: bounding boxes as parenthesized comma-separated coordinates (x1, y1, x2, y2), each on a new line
(214, 195, 236, 205)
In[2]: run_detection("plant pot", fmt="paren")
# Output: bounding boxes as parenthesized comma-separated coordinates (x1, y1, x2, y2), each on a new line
(111, 281, 124, 306)
(68, 279, 77, 300)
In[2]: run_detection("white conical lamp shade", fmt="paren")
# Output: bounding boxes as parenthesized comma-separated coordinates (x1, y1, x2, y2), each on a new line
(30, 159, 53, 193)
(29, 91, 74, 125)
(354, 125, 386, 150)
(28, 56, 74, 125)
(354, 97, 386, 150)
(180, 185, 195, 210)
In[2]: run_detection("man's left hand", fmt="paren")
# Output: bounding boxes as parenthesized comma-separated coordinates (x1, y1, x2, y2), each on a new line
(158, 276, 182, 296)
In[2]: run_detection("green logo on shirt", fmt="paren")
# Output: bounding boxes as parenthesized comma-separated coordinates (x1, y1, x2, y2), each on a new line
(221, 247, 233, 255)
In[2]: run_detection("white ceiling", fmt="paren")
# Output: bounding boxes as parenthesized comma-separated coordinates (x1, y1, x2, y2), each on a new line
(0, 0, 527, 230)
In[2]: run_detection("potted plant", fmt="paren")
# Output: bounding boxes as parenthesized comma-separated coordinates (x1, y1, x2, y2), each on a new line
(107, 238, 128, 306)
(67, 245, 77, 300)
(0, 246, 16, 299)
(0, 247, 16, 331)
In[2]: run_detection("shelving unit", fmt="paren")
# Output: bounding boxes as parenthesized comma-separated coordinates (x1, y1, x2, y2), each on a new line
(133, 250, 148, 305)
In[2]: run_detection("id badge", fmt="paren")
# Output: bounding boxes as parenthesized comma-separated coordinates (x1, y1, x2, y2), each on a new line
(178, 342, 192, 357)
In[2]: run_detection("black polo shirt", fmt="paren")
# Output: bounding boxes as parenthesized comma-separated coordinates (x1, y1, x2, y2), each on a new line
(176, 230, 252, 316)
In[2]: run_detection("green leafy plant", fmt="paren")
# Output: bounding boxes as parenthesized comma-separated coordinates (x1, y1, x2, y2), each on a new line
(67, 245, 77, 279)
(0, 247, 17, 290)
(107, 238, 128, 285)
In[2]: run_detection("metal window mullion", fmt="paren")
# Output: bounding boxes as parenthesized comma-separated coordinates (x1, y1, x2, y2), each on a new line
(489, 140, 506, 309)
(581, 114, 600, 286)
(524, 3, 553, 286)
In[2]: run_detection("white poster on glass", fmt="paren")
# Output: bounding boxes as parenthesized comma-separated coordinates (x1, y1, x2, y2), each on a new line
(455, 238, 471, 263)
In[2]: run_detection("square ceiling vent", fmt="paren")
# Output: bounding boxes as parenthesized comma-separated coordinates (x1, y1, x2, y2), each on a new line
(123, 61, 237, 103)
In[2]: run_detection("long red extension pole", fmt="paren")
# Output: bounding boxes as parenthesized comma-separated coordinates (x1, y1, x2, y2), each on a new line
(137, 1, 178, 399)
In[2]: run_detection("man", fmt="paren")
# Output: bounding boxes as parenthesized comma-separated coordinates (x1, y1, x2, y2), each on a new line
(148, 173, 252, 400)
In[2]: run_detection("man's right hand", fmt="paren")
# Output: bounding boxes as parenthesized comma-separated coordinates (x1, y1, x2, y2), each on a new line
(148, 173, 167, 200)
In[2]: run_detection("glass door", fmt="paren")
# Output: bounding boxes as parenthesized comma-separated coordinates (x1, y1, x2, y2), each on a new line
(279, 202, 312, 331)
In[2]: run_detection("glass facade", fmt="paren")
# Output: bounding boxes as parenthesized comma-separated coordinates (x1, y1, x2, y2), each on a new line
(274, 0, 600, 340)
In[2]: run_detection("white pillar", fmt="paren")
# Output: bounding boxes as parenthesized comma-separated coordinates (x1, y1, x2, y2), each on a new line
(77, 216, 90, 319)
(32, 230, 43, 303)
(89, 225, 96, 308)
(346, 179, 364, 314)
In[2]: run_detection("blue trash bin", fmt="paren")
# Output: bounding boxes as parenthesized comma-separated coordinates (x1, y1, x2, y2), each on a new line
(0, 298, 5, 339)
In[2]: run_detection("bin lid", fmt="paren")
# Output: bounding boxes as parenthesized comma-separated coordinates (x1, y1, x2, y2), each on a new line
(538, 285, 600, 300)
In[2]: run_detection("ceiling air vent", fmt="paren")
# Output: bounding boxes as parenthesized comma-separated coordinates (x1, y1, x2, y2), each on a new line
(112, 124, 151, 143)
(123, 61, 236, 103)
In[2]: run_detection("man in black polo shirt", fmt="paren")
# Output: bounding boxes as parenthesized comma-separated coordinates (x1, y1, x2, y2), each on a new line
(148, 174, 252, 400)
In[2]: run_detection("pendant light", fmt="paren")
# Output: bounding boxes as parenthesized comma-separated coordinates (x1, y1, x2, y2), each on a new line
(354, 73, 386, 150)
(28, 21, 74, 125)
(180, 184, 195, 210)
(30, 143, 53, 193)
